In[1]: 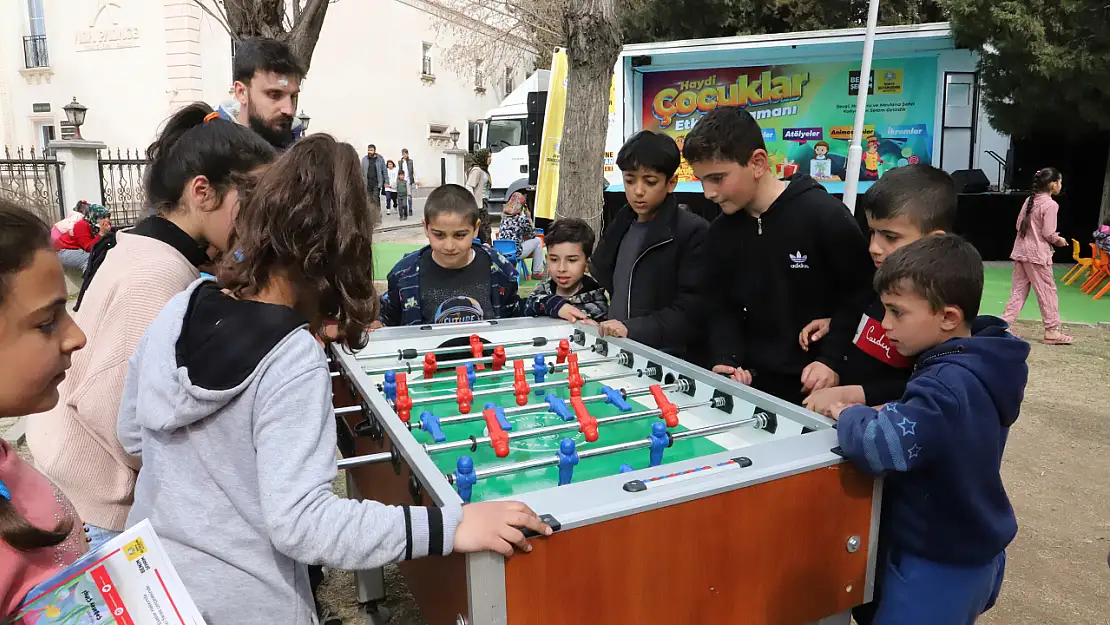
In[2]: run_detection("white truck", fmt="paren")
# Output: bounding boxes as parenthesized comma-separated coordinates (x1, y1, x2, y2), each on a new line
(472, 70, 550, 214)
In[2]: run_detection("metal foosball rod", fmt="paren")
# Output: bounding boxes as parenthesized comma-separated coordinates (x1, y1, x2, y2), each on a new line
(402, 369, 638, 409)
(354, 335, 570, 362)
(400, 353, 629, 393)
(337, 451, 392, 470)
(423, 381, 684, 429)
(451, 409, 763, 484)
(363, 345, 593, 377)
(425, 399, 715, 456)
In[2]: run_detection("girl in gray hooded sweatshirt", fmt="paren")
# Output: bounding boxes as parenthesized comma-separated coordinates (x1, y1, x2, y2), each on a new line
(117, 135, 550, 625)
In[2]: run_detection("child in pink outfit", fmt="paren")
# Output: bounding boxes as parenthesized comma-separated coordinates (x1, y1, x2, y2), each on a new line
(0, 200, 89, 620)
(1001, 167, 1071, 344)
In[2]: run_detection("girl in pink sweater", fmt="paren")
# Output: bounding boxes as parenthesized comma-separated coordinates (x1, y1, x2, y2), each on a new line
(26, 103, 277, 551)
(0, 200, 89, 619)
(1001, 167, 1072, 344)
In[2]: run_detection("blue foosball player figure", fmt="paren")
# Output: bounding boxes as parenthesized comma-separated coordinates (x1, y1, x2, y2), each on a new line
(545, 393, 574, 421)
(419, 410, 446, 442)
(619, 464, 635, 473)
(455, 456, 477, 503)
(383, 370, 397, 401)
(649, 421, 669, 467)
(557, 438, 579, 486)
(532, 354, 547, 391)
(466, 363, 477, 389)
(602, 385, 632, 411)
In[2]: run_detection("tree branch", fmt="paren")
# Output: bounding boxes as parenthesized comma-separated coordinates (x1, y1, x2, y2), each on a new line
(293, 0, 330, 33)
(192, 0, 234, 37)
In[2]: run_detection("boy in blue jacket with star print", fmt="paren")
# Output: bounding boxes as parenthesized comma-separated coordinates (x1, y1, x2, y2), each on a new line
(829, 234, 1029, 625)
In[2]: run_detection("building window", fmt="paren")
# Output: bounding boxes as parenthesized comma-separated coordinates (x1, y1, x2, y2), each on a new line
(504, 68, 514, 94)
(27, 0, 46, 35)
(474, 60, 484, 92)
(23, 0, 48, 68)
(422, 42, 433, 77)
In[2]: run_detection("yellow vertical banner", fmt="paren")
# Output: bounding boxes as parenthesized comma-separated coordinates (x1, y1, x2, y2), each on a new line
(534, 48, 568, 220)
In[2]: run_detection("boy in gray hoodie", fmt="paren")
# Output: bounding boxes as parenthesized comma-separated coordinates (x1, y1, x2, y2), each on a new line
(117, 136, 549, 625)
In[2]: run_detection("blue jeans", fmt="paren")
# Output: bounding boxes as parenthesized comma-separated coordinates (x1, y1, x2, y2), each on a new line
(83, 523, 122, 552)
(856, 550, 1006, 625)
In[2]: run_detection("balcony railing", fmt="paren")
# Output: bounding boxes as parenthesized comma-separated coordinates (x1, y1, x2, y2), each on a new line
(23, 34, 49, 68)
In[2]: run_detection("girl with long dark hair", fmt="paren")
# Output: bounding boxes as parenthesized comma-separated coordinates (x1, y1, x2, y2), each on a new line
(26, 103, 277, 551)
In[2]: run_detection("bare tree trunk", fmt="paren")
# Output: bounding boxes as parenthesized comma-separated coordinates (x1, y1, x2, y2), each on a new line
(1101, 142, 1110, 227)
(555, 0, 621, 234)
(218, 0, 331, 72)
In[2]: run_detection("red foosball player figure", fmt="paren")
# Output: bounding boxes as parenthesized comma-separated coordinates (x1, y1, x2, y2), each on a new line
(556, 339, 571, 364)
(456, 366, 473, 413)
(512, 360, 530, 406)
(470, 334, 485, 371)
(394, 373, 413, 423)
(482, 404, 511, 458)
(570, 396, 599, 442)
(423, 352, 437, 379)
(567, 354, 584, 398)
(650, 384, 679, 428)
(492, 345, 507, 371)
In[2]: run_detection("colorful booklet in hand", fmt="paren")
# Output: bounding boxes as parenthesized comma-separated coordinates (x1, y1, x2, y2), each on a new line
(4, 520, 206, 625)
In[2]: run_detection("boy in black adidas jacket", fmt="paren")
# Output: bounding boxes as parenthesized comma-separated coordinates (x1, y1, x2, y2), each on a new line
(684, 107, 873, 406)
(592, 131, 709, 358)
(800, 164, 957, 416)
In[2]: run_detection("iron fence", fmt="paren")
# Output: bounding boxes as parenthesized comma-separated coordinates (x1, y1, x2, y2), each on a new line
(23, 35, 49, 68)
(98, 148, 150, 227)
(0, 146, 64, 224)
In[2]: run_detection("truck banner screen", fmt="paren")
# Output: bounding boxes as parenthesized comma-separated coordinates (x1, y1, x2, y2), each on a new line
(641, 57, 938, 184)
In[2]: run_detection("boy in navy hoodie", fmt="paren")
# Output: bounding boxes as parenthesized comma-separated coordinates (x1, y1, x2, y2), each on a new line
(801, 164, 957, 416)
(830, 234, 1029, 625)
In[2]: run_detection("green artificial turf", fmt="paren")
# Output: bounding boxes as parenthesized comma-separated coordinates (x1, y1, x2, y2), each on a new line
(980, 265, 1110, 326)
(371, 245, 1109, 326)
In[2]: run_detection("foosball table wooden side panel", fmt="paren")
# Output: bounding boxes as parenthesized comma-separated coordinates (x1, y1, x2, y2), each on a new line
(503, 463, 876, 625)
(334, 373, 470, 625)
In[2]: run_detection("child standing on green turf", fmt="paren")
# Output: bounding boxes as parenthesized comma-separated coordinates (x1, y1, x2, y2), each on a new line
(1001, 167, 1072, 344)
(378, 184, 519, 326)
(522, 217, 609, 323)
(800, 164, 956, 416)
(591, 131, 709, 358)
(683, 106, 874, 406)
(829, 234, 1027, 625)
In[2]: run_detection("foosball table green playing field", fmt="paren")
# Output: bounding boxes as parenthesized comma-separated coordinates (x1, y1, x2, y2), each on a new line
(330, 319, 882, 625)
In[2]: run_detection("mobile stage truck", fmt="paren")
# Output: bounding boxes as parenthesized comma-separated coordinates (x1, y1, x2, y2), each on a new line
(601, 22, 1010, 215)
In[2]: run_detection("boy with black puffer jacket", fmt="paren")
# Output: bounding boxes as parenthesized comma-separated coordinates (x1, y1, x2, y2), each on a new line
(684, 106, 874, 406)
(830, 234, 1027, 625)
(592, 131, 709, 358)
(801, 164, 957, 417)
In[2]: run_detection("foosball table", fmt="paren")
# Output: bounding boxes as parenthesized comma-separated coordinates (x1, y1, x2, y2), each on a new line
(329, 319, 880, 625)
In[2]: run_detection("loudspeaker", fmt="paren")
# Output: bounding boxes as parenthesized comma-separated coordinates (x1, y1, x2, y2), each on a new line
(527, 91, 547, 186)
(951, 168, 990, 194)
